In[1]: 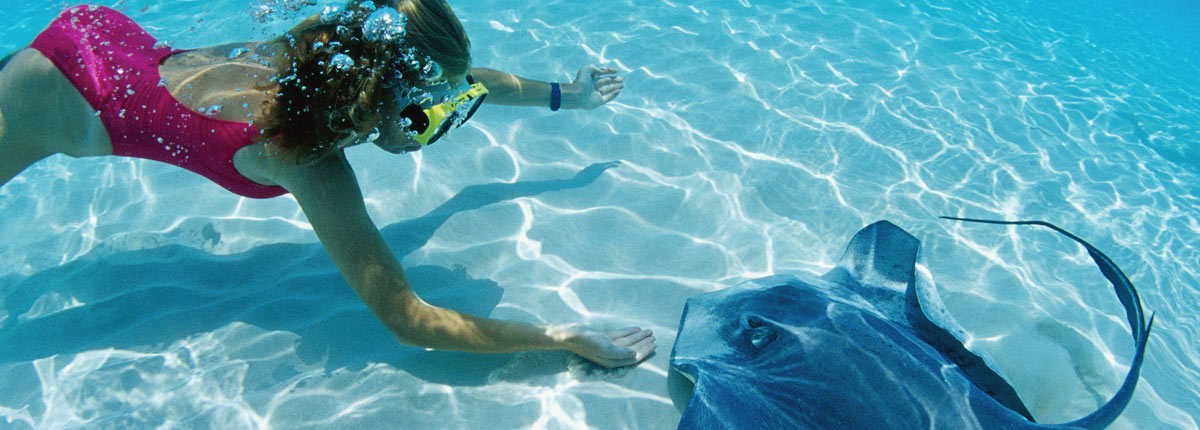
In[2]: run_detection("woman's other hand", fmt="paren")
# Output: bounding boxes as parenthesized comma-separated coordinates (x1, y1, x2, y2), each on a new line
(565, 65, 624, 110)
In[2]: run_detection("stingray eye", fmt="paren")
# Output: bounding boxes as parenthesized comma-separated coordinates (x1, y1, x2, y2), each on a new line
(741, 315, 777, 349)
(744, 316, 766, 329)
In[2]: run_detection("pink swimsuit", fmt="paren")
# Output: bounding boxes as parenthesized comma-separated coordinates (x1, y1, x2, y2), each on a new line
(31, 5, 288, 199)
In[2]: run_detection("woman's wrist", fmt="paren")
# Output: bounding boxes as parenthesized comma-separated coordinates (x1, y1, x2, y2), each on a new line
(550, 82, 562, 111)
(545, 323, 586, 353)
(556, 82, 584, 110)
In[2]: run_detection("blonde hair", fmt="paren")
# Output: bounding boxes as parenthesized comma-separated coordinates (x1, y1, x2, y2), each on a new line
(258, 0, 471, 161)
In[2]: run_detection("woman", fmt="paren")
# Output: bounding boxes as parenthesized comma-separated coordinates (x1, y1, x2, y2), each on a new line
(0, 0, 655, 368)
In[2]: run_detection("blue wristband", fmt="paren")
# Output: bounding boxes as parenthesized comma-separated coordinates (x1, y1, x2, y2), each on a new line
(550, 82, 562, 111)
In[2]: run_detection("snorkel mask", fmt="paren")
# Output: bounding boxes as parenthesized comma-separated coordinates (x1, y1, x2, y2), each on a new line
(398, 75, 488, 146)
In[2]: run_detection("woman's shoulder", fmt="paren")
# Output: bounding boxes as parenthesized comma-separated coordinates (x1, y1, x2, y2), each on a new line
(233, 142, 356, 192)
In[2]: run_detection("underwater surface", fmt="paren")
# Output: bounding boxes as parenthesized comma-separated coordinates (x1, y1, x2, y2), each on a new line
(1, 0, 1198, 428)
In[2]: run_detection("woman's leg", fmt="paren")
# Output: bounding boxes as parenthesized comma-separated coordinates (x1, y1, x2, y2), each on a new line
(0, 111, 56, 186)
(0, 51, 16, 70)
(0, 49, 111, 187)
(0, 50, 55, 186)
(0, 132, 57, 189)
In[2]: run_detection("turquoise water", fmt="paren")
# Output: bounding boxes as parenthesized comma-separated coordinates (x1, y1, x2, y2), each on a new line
(1, 0, 1198, 428)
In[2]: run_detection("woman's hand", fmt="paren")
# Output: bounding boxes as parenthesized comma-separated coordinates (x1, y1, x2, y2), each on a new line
(565, 65, 625, 110)
(561, 326, 657, 368)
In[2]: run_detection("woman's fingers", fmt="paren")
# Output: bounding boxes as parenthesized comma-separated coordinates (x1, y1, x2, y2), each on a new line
(628, 333, 657, 359)
(573, 65, 624, 109)
(610, 328, 656, 358)
(606, 327, 643, 339)
(576, 327, 657, 368)
(597, 76, 623, 90)
(592, 66, 618, 77)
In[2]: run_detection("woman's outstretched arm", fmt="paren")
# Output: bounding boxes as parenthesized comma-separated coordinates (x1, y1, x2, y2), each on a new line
(471, 65, 624, 110)
(273, 152, 656, 367)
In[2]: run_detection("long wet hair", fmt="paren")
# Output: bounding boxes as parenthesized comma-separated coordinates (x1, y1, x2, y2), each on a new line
(257, 0, 471, 162)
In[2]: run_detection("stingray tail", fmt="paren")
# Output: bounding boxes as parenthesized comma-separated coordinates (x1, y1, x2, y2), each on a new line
(940, 217, 1152, 430)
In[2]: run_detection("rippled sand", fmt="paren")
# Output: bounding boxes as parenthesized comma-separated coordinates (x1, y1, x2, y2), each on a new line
(2, 0, 1198, 428)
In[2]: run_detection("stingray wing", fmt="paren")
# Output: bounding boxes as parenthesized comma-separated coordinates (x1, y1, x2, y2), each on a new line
(821, 220, 1036, 420)
(941, 217, 1153, 430)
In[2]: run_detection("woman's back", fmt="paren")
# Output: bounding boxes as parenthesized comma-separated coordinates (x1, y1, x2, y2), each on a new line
(158, 42, 279, 125)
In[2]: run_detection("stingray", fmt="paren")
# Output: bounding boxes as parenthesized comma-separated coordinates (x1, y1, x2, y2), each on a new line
(668, 218, 1152, 429)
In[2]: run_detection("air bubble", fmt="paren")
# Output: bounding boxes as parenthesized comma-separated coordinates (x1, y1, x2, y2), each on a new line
(454, 100, 472, 117)
(250, 3, 274, 23)
(421, 61, 443, 82)
(363, 8, 406, 43)
(330, 53, 354, 71)
(319, 4, 343, 23)
(282, 0, 312, 12)
(249, 0, 316, 24)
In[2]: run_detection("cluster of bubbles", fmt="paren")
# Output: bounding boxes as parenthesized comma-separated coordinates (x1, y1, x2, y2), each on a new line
(329, 52, 355, 71)
(362, 7, 406, 42)
(314, 1, 452, 145)
(322, 2, 446, 84)
(251, 0, 317, 24)
(250, 1, 457, 149)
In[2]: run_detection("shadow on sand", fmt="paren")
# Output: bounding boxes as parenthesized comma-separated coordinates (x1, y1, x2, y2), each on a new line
(0, 161, 622, 387)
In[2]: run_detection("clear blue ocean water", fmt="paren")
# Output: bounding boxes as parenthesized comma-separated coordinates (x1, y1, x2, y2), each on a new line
(1, 0, 1198, 428)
